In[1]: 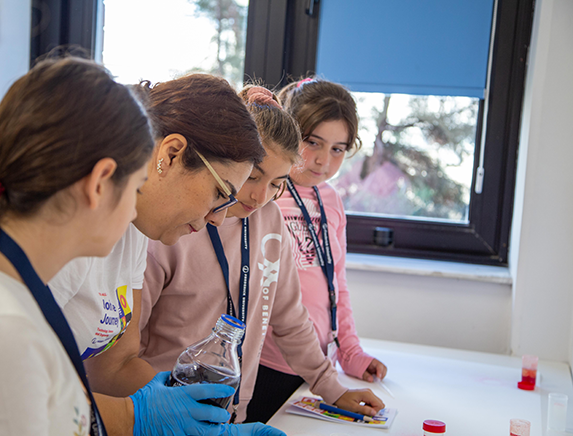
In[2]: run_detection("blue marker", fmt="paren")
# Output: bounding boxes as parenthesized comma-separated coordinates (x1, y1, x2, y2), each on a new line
(318, 403, 374, 422)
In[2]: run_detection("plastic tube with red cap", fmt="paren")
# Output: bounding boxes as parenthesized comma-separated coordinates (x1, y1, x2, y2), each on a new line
(423, 419, 446, 435)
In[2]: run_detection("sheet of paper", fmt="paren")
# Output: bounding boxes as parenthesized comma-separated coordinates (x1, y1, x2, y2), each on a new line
(286, 396, 397, 429)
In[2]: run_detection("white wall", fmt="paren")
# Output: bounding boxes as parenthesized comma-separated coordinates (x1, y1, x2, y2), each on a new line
(348, 0, 573, 363)
(509, 0, 573, 363)
(348, 269, 512, 354)
(0, 0, 31, 99)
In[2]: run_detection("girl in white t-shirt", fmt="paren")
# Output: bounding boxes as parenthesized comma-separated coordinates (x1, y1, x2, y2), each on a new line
(0, 56, 153, 436)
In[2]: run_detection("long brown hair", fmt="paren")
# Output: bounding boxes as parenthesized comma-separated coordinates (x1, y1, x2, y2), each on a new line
(137, 74, 265, 170)
(0, 57, 154, 219)
(278, 77, 362, 155)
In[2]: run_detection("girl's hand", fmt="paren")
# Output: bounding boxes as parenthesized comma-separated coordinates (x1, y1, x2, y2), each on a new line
(362, 358, 387, 382)
(333, 389, 385, 417)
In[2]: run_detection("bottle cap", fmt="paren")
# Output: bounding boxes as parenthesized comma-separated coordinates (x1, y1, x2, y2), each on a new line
(221, 314, 246, 330)
(517, 381, 535, 390)
(423, 419, 446, 433)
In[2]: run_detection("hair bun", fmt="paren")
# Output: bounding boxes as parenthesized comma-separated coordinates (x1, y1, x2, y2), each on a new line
(296, 77, 314, 88)
(246, 86, 282, 109)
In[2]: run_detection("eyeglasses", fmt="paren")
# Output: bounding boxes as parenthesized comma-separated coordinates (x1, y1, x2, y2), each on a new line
(195, 150, 238, 213)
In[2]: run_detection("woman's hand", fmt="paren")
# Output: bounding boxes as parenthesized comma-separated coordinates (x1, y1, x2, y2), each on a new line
(129, 371, 232, 436)
(222, 422, 286, 436)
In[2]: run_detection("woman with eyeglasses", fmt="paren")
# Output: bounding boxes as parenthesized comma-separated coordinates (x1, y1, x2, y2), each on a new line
(48, 74, 284, 436)
(138, 85, 384, 424)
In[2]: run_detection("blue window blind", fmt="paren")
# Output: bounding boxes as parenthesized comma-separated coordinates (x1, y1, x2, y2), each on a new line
(315, 0, 495, 98)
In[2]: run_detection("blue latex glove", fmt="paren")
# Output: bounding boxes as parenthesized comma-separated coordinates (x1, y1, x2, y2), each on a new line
(220, 422, 287, 436)
(129, 371, 234, 436)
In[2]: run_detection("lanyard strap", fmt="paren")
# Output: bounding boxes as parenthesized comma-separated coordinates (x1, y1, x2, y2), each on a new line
(0, 229, 106, 436)
(206, 219, 250, 324)
(206, 219, 250, 412)
(286, 178, 338, 340)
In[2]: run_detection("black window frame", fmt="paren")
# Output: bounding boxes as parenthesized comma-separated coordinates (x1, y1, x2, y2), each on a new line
(30, 0, 99, 65)
(244, 0, 535, 266)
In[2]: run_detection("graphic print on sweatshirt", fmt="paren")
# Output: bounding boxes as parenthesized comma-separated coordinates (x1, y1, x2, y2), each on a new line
(282, 198, 322, 270)
(257, 232, 281, 344)
(81, 285, 132, 359)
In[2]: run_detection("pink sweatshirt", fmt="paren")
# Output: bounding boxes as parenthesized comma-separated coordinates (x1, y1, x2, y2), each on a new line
(139, 201, 347, 422)
(260, 182, 373, 379)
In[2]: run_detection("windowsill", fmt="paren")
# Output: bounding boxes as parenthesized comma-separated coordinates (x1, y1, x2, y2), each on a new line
(346, 253, 513, 285)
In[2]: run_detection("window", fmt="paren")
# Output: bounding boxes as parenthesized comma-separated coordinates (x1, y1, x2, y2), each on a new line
(30, 0, 534, 266)
(331, 93, 478, 224)
(315, 1, 489, 225)
(244, 0, 535, 266)
(30, 0, 99, 63)
(30, 0, 250, 90)
(100, 0, 249, 89)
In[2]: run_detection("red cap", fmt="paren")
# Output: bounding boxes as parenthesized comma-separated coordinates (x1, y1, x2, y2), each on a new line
(517, 381, 535, 390)
(423, 420, 446, 433)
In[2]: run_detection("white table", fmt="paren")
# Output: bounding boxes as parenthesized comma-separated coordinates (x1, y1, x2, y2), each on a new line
(267, 339, 573, 436)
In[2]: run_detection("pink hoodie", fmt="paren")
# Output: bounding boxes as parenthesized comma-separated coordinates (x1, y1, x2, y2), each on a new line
(139, 201, 347, 422)
(260, 181, 374, 378)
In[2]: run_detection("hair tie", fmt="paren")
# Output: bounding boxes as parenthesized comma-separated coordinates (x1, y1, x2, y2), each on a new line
(0, 181, 5, 196)
(296, 77, 314, 88)
(246, 86, 282, 109)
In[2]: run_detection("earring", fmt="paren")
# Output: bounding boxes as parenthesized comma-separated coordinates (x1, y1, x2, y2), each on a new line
(157, 158, 164, 174)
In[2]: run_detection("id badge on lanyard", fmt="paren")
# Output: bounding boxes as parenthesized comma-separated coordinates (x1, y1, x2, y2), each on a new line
(286, 178, 340, 349)
(327, 338, 338, 365)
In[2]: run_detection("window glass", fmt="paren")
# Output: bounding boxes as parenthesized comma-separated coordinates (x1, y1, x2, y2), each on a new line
(101, 0, 249, 89)
(330, 92, 478, 223)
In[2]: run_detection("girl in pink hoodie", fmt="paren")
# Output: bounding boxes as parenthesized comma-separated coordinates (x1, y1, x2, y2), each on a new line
(248, 78, 388, 423)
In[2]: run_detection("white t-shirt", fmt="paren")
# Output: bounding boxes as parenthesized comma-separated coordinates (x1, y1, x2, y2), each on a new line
(0, 272, 91, 436)
(50, 223, 148, 359)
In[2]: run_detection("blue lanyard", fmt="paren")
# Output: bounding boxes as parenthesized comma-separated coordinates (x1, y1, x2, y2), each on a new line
(286, 177, 339, 345)
(206, 219, 250, 325)
(206, 218, 250, 416)
(0, 229, 106, 436)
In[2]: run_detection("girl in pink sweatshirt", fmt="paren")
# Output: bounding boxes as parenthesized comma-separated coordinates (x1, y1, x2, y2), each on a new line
(139, 86, 384, 423)
(249, 78, 388, 423)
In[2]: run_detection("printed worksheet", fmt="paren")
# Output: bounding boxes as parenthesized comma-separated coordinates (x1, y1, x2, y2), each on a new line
(286, 396, 397, 428)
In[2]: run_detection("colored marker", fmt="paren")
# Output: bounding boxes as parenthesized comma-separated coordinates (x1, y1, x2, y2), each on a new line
(318, 403, 374, 422)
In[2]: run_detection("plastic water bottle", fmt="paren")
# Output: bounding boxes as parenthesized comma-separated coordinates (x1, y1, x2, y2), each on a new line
(167, 314, 245, 409)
